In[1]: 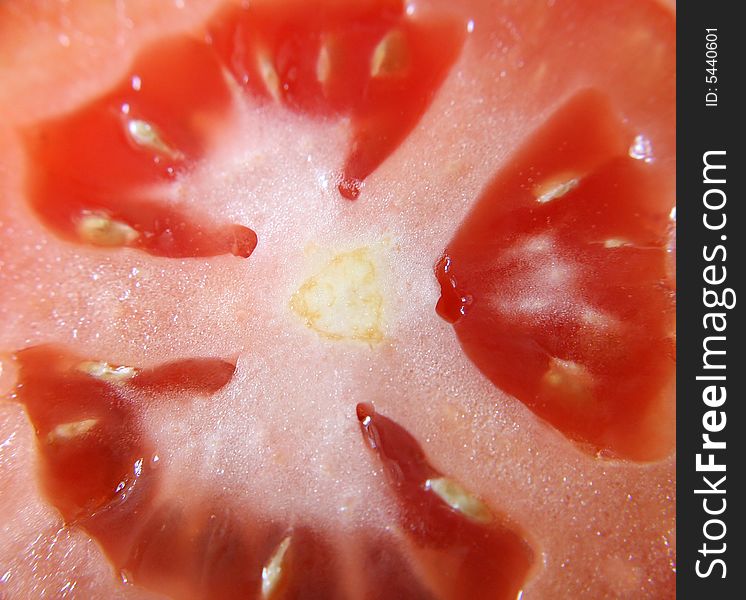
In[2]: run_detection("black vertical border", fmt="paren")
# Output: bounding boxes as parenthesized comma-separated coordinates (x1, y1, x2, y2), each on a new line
(677, 2, 743, 597)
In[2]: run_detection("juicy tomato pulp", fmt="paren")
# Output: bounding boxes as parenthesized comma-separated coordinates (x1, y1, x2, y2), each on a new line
(10, 346, 534, 599)
(0, 0, 675, 598)
(436, 91, 675, 461)
(25, 0, 463, 253)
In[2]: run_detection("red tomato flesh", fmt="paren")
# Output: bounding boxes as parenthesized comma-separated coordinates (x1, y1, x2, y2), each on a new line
(436, 90, 675, 461)
(0, 0, 676, 598)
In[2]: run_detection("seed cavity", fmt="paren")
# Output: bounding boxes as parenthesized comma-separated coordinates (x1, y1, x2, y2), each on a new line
(425, 477, 493, 524)
(76, 212, 139, 247)
(126, 118, 182, 159)
(261, 535, 292, 599)
(535, 176, 579, 204)
(290, 247, 385, 344)
(370, 29, 411, 78)
(77, 360, 138, 382)
(47, 418, 98, 444)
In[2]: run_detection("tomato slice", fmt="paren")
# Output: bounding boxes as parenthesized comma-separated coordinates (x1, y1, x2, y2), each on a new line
(0, 0, 676, 598)
(436, 90, 675, 461)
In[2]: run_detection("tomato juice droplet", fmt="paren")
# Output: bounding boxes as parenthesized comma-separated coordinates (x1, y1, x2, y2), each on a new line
(436, 90, 675, 461)
(356, 403, 535, 600)
(434, 253, 472, 323)
(337, 177, 362, 201)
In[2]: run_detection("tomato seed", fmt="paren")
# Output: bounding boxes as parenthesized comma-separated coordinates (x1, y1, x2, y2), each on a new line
(46, 418, 99, 444)
(261, 535, 291, 599)
(76, 213, 139, 247)
(425, 476, 493, 524)
(534, 176, 579, 204)
(125, 118, 183, 160)
(77, 360, 138, 382)
(370, 29, 411, 78)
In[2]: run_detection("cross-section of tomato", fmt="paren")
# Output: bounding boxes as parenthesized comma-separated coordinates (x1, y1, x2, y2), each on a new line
(0, 0, 676, 598)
